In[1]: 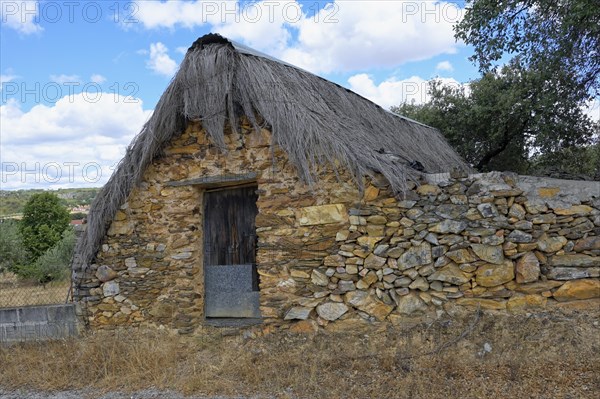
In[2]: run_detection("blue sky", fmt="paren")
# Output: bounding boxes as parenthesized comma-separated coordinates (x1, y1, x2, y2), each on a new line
(1, 1, 595, 190)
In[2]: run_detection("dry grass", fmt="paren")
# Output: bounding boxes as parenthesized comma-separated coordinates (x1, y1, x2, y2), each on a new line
(1, 309, 599, 398)
(0, 272, 70, 307)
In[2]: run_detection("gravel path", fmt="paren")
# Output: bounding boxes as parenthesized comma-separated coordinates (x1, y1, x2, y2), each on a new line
(0, 390, 261, 399)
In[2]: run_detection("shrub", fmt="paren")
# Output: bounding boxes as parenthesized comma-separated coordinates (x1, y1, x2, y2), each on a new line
(0, 219, 26, 274)
(17, 228, 76, 284)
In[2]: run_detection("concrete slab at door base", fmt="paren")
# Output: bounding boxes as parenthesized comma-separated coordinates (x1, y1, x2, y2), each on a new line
(204, 318, 263, 327)
(0, 304, 77, 344)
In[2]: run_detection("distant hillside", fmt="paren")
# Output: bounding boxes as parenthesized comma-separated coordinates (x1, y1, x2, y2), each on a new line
(0, 188, 101, 217)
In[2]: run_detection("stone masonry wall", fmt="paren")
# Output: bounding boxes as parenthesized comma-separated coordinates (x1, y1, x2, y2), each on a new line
(75, 120, 600, 333)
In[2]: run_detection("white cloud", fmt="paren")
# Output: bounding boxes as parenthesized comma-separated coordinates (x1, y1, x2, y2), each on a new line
(583, 98, 600, 122)
(176, 46, 189, 55)
(146, 42, 178, 77)
(0, 0, 43, 34)
(0, 94, 152, 189)
(50, 74, 80, 84)
(347, 74, 462, 109)
(90, 74, 107, 84)
(0, 73, 17, 91)
(134, 1, 463, 74)
(280, 1, 463, 73)
(436, 61, 454, 72)
(134, 0, 218, 29)
(211, 0, 296, 54)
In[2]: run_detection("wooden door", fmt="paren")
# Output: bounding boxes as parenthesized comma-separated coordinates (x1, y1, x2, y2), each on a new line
(203, 185, 260, 318)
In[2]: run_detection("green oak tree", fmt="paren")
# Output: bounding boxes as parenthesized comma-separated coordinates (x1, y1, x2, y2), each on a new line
(455, 0, 599, 98)
(19, 192, 70, 262)
(391, 60, 596, 173)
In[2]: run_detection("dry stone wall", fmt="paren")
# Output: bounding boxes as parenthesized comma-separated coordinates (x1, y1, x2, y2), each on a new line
(74, 121, 600, 333)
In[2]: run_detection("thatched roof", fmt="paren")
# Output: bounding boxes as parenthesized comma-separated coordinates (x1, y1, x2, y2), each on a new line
(72, 33, 468, 275)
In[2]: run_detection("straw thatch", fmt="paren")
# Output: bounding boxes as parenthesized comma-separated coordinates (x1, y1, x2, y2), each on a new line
(72, 33, 468, 278)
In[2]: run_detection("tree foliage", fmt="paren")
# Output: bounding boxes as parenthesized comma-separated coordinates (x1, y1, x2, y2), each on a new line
(0, 220, 27, 274)
(455, 0, 600, 98)
(19, 193, 70, 262)
(17, 228, 76, 283)
(391, 61, 596, 173)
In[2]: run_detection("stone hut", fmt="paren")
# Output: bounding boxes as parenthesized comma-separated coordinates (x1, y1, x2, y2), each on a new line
(72, 34, 599, 333)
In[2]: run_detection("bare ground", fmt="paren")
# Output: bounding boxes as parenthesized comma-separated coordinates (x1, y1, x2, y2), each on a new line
(1, 307, 598, 399)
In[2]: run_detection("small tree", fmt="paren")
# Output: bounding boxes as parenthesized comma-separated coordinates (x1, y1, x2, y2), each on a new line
(19, 193, 70, 263)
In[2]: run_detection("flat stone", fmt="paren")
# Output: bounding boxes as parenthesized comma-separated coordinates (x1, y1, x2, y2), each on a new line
(428, 264, 470, 285)
(573, 236, 600, 252)
(506, 295, 547, 312)
(553, 279, 600, 302)
(311, 270, 329, 286)
(102, 281, 120, 297)
(515, 252, 540, 284)
(455, 298, 506, 310)
(336, 230, 350, 241)
(398, 243, 432, 269)
(477, 203, 499, 218)
(344, 291, 394, 321)
(513, 220, 533, 230)
(446, 248, 477, 264)
(507, 230, 533, 243)
(171, 252, 192, 260)
(537, 235, 568, 253)
(546, 267, 599, 280)
(515, 280, 562, 294)
(367, 215, 387, 225)
(374, 244, 390, 256)
(396, 292, 428, 315)
(364, 253, 387, 269)
(475, 260, 515, 287)
(532, 214, 556, 224)
(429, 220, 467, 234)
(95, 265, 118, 283)
(324, 255, 346, 267)
(363, 185, 380, 201)
(291, 269, 310, 279)
(409, 277, 429, 291)
(316, 302, 349, 321)
(297, 204, 348, 226)
(508, 204, 526, 219)
(553, 205, 594, 216)
(491, 188, 523, 197)
(357, 236, 383, 251)
(424, 233, 439, 245)
(284, 306, 313, 320)
(551, 254, 599, 267)
(434, 204, 468, 219)
(338, 280, 356, 292)
(386, 247, 404, 258)
(417, 184, 441, 196)
(524, 201, 547, 214)
(471, 244, 504, 265)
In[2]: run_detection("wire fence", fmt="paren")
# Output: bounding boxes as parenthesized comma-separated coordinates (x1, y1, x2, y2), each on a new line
(0, 272, 71, 308)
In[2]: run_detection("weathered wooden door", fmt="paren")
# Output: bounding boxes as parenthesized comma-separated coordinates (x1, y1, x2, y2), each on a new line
(203, 185, 260, 318)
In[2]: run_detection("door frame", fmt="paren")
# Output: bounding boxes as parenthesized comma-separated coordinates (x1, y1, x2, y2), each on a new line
(201, 179, 261, 322)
